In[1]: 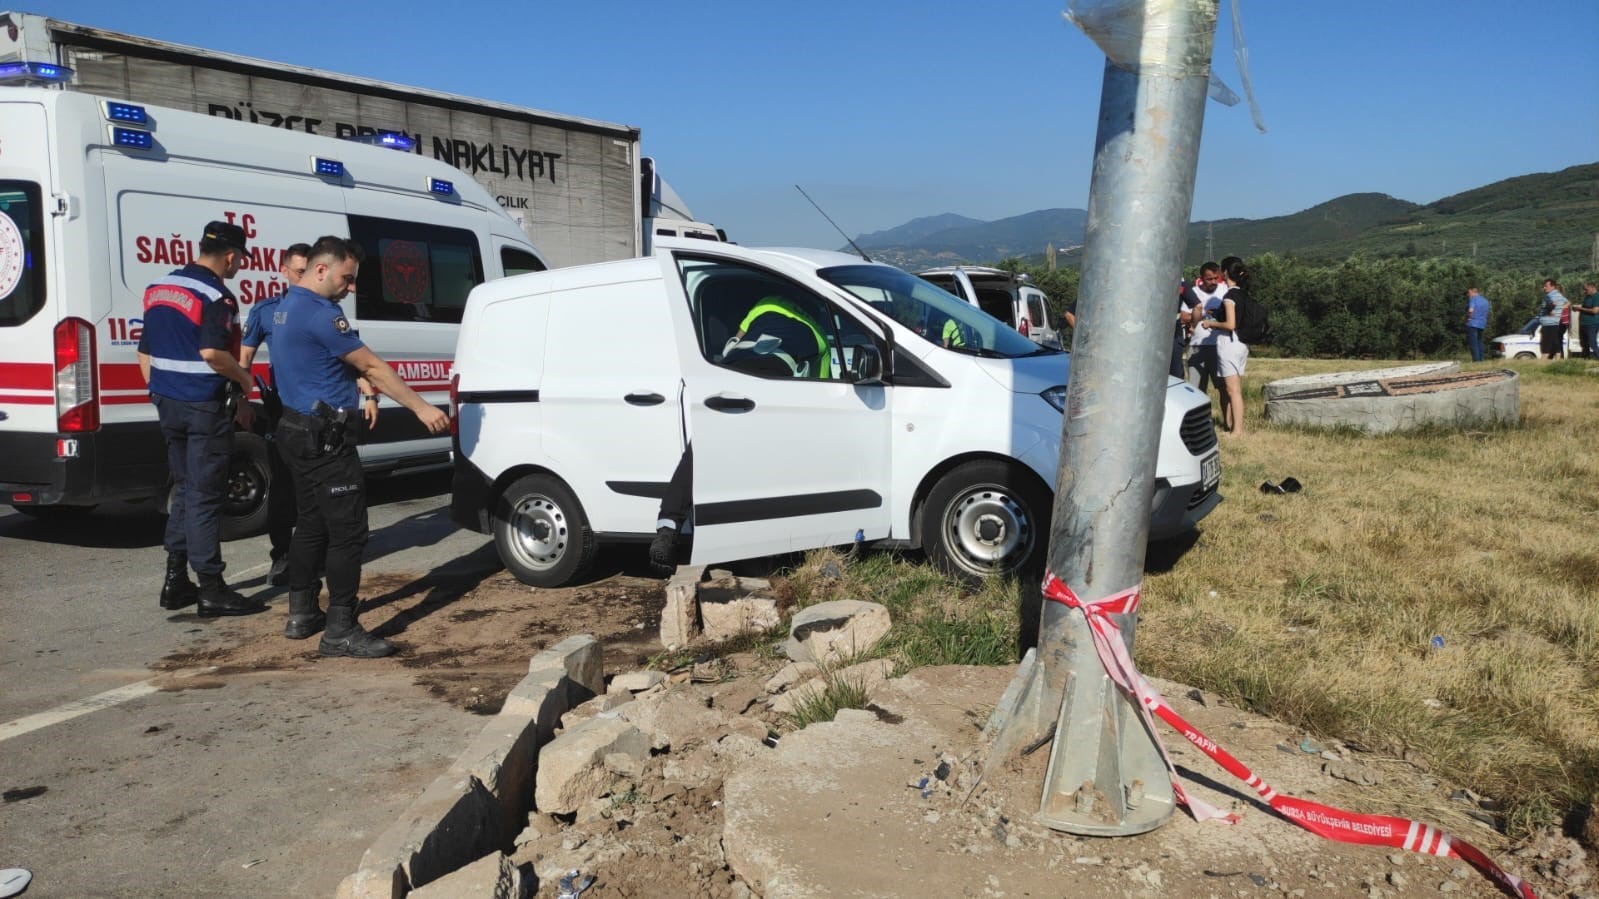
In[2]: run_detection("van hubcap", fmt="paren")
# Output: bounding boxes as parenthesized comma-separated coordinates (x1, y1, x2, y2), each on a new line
(946, 486, 1032, 575)
(509, 495, 567, 571)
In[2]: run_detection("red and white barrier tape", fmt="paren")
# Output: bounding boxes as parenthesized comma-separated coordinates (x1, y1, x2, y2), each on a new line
(1041, 571, 1537, 899)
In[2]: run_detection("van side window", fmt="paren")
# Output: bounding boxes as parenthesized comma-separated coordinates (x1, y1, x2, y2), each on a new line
(501, 247, 546, 277)
(1027, 296, 1047, 328)
(676, 256, 841, 381)
(0, 182, 46, 327)
(348, 215, 484, 325)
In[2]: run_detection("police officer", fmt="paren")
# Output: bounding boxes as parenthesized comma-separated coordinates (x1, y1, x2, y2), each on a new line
(239, 243, 310, 589)
(137, 221, 267, 617)
(271, 236, 448, 657)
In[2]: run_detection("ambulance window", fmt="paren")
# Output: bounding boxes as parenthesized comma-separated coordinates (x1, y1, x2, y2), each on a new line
(1028, 296, 1047, 327)
(501, 247, 546, 278)
(347, 216, 484, 325)
(0, 182, 46, 327)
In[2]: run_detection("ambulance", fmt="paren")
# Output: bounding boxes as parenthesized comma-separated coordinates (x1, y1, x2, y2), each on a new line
(0, 82, 547, 537)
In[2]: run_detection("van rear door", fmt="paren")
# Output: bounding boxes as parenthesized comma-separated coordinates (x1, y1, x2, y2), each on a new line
(0, 98, 65, 508)
(0, 100, 56, 440)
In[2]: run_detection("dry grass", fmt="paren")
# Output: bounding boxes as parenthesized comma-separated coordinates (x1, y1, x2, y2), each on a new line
(1141, 356, 1599, 834)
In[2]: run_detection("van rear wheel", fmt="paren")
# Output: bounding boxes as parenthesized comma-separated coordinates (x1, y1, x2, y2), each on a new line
(219, 433, 271, 541)
(493, 473, 596, 587)
(923, 460, 1050, 583)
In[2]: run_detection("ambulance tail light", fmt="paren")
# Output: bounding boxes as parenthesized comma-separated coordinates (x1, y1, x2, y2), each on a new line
(448, 373, 460, 436)
(54, 317, 99, 432)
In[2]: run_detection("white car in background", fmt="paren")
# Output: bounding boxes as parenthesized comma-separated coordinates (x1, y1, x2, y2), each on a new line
(1490, 330, 1577, 359)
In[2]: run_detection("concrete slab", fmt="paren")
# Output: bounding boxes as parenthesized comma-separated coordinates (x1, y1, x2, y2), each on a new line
(1264, 369, 1518, 434)
(1262, 362, 1459, 401)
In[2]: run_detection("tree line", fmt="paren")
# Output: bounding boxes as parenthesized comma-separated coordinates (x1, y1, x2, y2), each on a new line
(1002, 255, 1598, 358)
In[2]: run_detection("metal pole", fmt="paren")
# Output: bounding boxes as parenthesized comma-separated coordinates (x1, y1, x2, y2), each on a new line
(987, 0, 1219, 836)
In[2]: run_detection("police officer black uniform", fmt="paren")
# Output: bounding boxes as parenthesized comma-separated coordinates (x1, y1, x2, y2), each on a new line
(271, 236, 448, 656)
(137, 221, 267, 617)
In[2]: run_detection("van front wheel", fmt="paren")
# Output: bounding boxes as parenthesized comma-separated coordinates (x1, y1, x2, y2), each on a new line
(923, 461, 1050, 582)
(493, 474, 596, 587)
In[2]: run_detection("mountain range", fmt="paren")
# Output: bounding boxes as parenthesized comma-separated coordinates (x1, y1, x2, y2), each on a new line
(850, 162, 1599, 273)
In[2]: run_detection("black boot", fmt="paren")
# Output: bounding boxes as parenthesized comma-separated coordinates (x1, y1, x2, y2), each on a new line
(648, 525, 679, 575)
(197, 574, 266, 618)
(318, 602, 395, 658)
(159, 553, 199, 610)
(283, 589, 326, 640)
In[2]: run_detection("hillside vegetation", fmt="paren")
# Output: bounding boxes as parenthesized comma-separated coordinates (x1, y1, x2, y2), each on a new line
(858, 163, 1599, 275)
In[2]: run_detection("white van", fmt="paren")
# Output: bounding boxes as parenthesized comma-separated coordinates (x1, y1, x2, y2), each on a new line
(916, 266, 1063, 349)
(450, 240, 1221, 586)
(0, 87, 546, 537)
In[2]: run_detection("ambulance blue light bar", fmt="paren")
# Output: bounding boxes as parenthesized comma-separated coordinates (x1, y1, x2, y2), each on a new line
(0, 61, 74, 84)
(312, 157, 345, 178)
(103, 101, 149, 125)
(353, 131, 415, 151)
(428, 177, 455, 196)
(111, 127, 154, 150)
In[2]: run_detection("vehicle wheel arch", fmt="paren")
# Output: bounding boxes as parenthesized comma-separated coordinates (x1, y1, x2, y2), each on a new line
(908, 451, 1053, 549)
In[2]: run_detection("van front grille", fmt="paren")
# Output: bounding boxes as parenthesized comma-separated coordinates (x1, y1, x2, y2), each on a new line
(1180, 406, 1218, 456)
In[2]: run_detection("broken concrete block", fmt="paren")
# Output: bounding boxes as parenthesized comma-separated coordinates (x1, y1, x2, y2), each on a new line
(783, 600, 892, 664)
(769, 659, 894, 716)
(447, 713, 538, 843)
(407, 851, 522, 899)
(528, 634, 604, 698)
(764, 661, 820, 694)
(356, 774, 504, 894)
(611, 669, 666, 692)
(534, 717, 650, 815)
(660, 568, 702, 649)
(617, 690, 732, 754)
(701, 594, 781, 642)
(604, 751, 643, 779)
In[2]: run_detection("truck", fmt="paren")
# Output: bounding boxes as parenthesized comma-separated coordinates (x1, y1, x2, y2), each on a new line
(0, 11, 719, 268)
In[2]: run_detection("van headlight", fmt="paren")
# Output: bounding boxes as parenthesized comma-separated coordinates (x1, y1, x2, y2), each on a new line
(1040, 385, 1068, 413)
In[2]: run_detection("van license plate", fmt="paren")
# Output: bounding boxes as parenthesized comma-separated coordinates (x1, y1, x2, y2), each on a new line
(1201, 452, 1221, 491)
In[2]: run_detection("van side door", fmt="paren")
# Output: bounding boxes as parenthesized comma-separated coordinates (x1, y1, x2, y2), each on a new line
(665, 252, 893, 566)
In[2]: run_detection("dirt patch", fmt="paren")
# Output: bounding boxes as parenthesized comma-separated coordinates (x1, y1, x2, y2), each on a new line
(508, 663, 1593, 899)
(156, 569, 668, 713)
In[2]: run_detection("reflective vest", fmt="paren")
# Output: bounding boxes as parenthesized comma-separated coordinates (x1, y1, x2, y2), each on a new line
(942, 317, 966, 347)
(142, 265, 239, 402)
(738, 297, 831, 378)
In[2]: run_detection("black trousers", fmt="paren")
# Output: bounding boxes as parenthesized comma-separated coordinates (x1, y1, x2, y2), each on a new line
(266, 434, 296, 561)
(154, 394, 233, 578)
(277, 411, 367, 609)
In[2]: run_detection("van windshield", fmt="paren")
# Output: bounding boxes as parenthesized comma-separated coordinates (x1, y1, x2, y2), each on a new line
(817, 264, 1054, 358)
(0, 182, 46, 327)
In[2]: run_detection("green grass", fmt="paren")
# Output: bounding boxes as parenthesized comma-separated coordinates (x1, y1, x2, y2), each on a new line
(783, 666, 874, 729)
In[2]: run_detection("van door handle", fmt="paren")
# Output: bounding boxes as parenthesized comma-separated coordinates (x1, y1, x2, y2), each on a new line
(704, 395, 755, 412)
(624, 392, 665, 406)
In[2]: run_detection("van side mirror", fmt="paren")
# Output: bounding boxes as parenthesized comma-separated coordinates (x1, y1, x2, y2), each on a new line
(849, 344, 884, 386)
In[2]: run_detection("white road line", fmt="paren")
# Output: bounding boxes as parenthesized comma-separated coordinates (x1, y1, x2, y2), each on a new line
(0, 680, 160, 744)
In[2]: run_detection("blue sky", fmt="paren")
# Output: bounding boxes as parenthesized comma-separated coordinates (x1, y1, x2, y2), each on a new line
(31, 1, 1599, 248)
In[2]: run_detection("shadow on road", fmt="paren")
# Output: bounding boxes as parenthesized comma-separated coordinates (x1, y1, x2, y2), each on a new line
(364, 542, 505, 638)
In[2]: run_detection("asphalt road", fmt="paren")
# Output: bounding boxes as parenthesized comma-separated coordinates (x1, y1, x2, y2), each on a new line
(0, 471, 500, 898)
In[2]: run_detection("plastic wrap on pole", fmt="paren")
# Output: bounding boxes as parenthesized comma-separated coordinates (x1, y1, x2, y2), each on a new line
(1065, 0, 1266, 132)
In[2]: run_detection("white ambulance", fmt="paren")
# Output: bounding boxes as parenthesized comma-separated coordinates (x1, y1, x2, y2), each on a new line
(0, 83, 546, 537)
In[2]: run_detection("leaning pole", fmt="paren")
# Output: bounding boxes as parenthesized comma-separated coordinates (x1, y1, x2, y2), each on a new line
(990, 0, 1219, 836)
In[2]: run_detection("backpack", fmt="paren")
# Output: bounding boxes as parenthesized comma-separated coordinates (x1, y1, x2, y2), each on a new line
(1231, 289, 1269, 344)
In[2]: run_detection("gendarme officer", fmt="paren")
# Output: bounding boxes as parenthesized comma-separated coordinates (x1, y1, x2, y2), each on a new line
(137, 220, 267, 618)
(271, 236, 448, 657)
